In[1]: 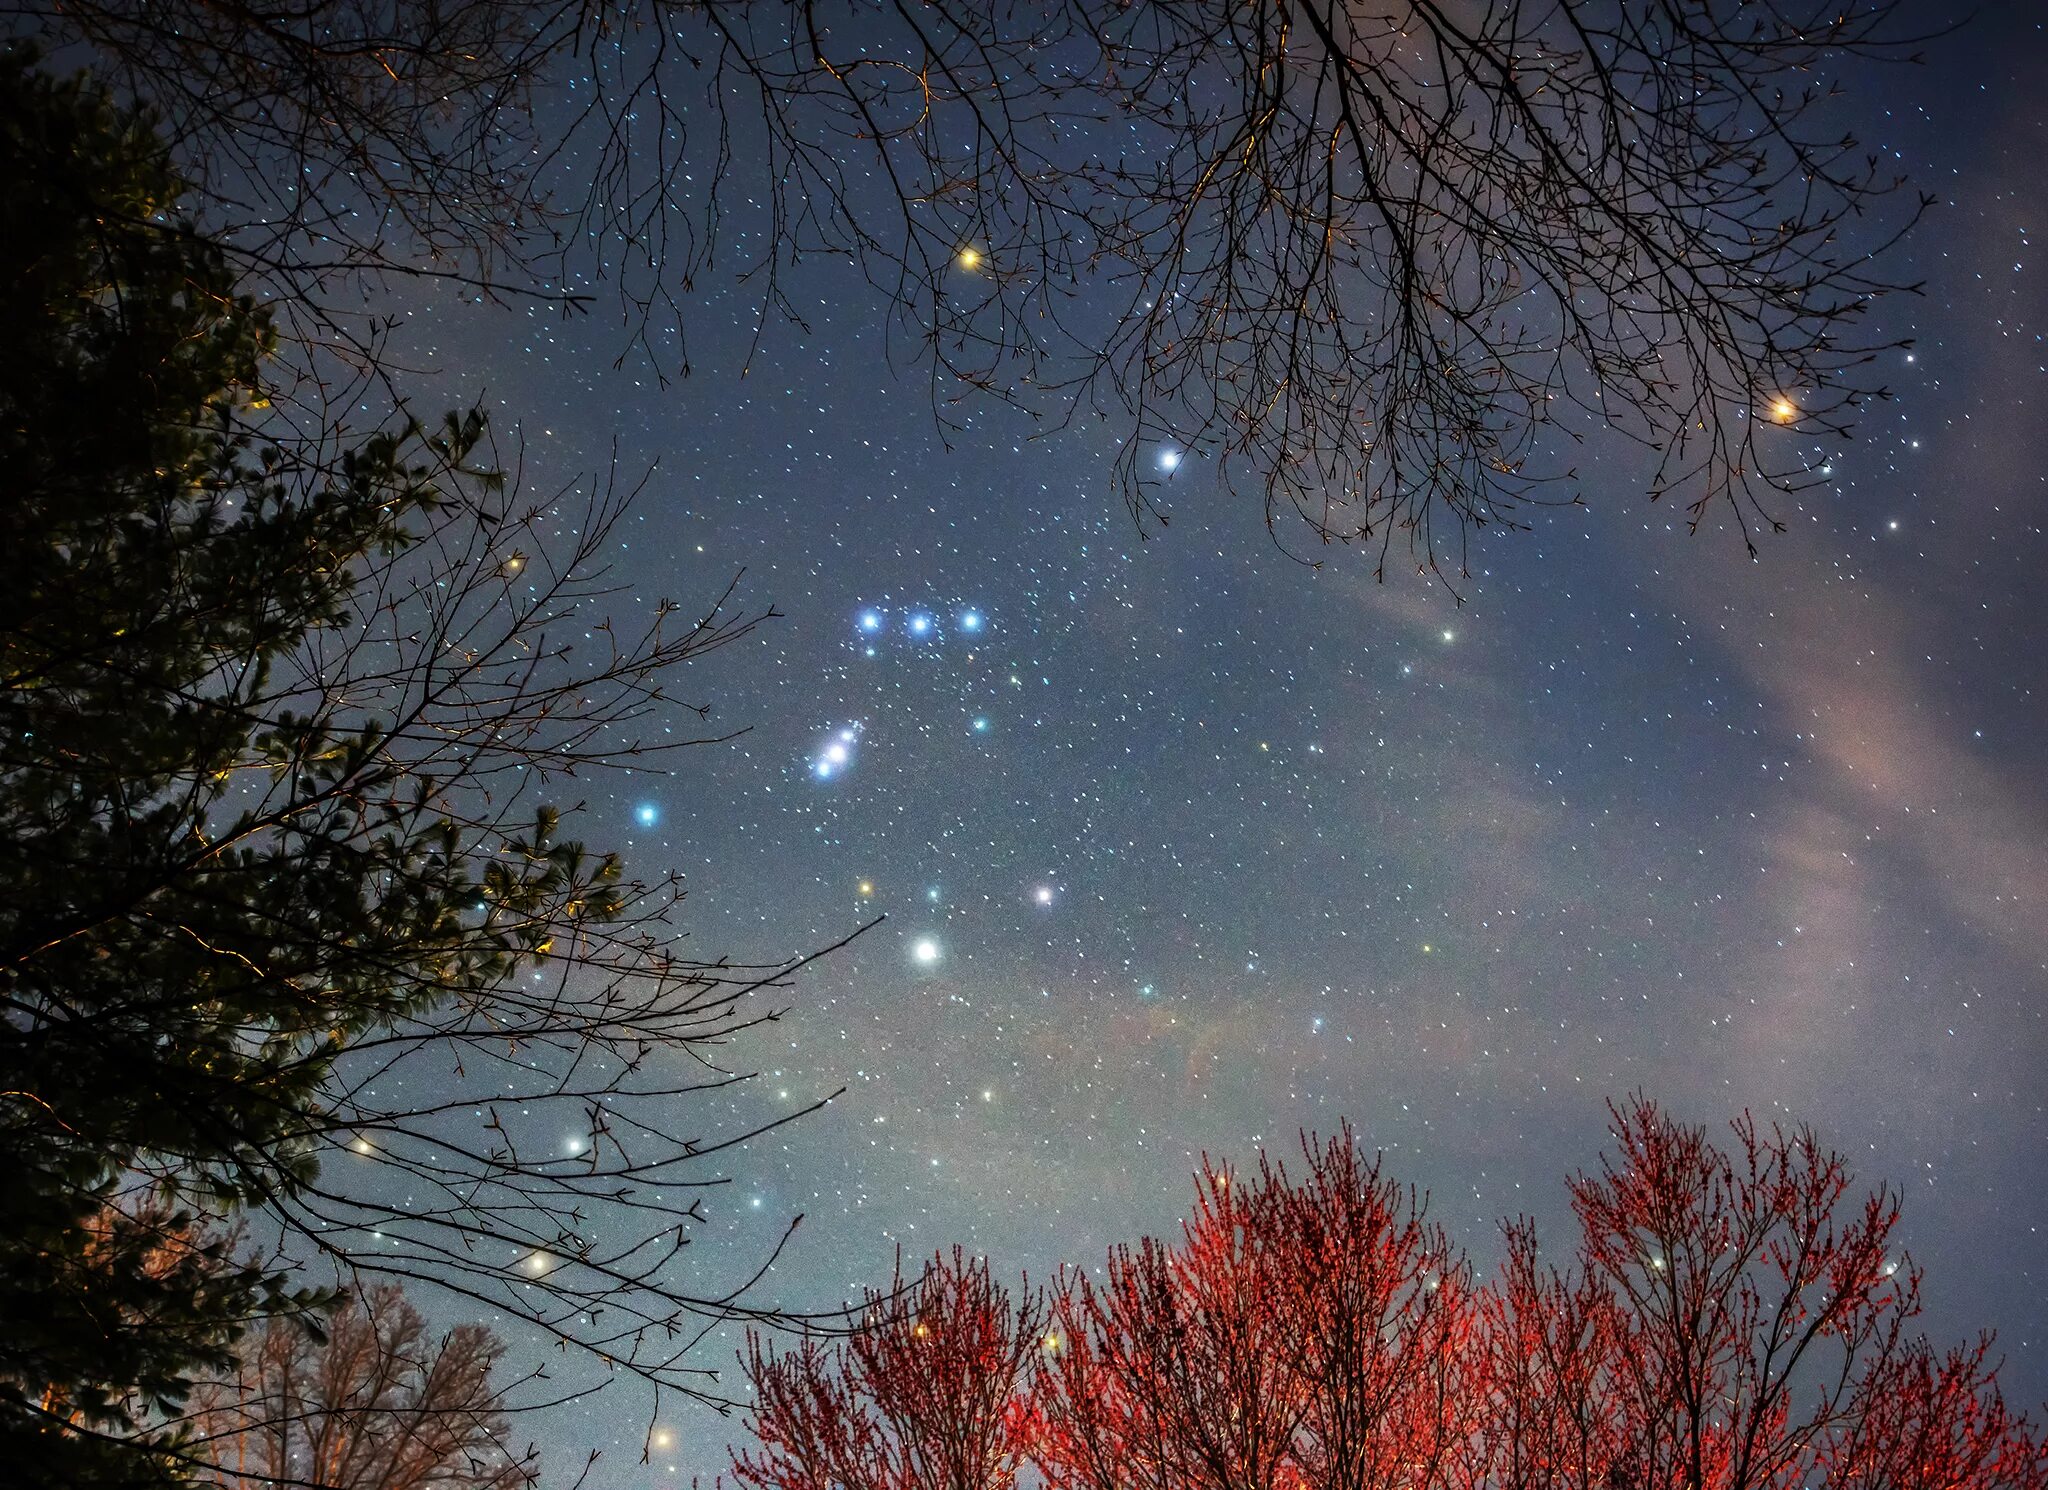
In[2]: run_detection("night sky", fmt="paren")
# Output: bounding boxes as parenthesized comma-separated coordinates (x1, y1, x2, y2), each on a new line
(382, 6, 2047, 1481)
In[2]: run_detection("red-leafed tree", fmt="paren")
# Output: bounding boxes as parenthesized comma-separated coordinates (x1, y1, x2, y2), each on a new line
(1473, 1218, 1626, 1490)
(1037, 1160, 1304, 1490)
(1034, 1130, 1479, 1490)
(1265, 1131, 1480, 1490)
(1510, 1096, 2047, 1490)
(731, 1249, 1043, 1490)
(740, 1104, 2043, 1490)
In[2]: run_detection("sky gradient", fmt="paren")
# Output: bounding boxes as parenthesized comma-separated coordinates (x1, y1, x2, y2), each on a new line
(385, 6, 2048, 1479)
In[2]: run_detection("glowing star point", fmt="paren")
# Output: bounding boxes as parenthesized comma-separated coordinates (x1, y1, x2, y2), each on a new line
(972, 716, 990, 733)
(1158, 448, 1182, 471)
(957, 246, 982, 270)
(1033, 885, 1055, 906)
(1771, 397, 1798, 423)
(859, 609, 883, 633)
(912, 937, 941, 966)
(810, 722, 863, 779)
(909, 613, 933, 637)
(959, 610, 983, 632)
(634, 802, 659, 829)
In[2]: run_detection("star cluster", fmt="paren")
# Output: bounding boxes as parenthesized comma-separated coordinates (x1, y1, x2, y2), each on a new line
(391, 17, 2048, 1482)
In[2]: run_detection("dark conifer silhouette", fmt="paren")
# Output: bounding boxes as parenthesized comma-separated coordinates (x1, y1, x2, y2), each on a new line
(1, 54, 842, 1482)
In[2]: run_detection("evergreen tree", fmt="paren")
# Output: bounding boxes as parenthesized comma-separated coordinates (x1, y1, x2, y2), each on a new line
(2, 53, 817, 1482)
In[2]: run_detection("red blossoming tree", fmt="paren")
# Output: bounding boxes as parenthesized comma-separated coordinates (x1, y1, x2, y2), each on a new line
(737, 1103, 2045, 1490)
(732, 1249, 1044, 1490)
(1494, 1096, 2047, 1490)
(1037, 1159, 1306, 1490)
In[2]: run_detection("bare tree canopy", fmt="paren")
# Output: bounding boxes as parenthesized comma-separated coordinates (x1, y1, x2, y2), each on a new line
(11, 0, 1932, 574)
(192, 1284, 536, 1490)
(737, 1101, 2048, 1490)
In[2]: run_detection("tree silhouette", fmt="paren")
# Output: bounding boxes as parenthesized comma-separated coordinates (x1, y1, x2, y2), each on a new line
(732, 1249, 1044, 1490)
(7, 1, 1932, 572)
(739, 1103, 2045, 1490)
(1533, 1096, 2045, 1490)
(190, 1283, 535, 1490)
(1, 54, 845, 1483)
(1036, 1132, 1476, 1490)
(1262, 1132, 1479, 1490)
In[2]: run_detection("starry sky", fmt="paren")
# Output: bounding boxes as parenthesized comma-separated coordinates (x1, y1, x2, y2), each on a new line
(380, 6, 2047, 1481)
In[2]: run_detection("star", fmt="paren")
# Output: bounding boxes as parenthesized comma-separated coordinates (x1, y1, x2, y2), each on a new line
(634, 802, 659, 828)
(1033, 885, 1055, 906)
(859, 609, 884, 633)
(811, 723, 863, 779)
(959, 610, 983, 632)
(1158, 448, 1182, 471)
(912, 937, 941, 965)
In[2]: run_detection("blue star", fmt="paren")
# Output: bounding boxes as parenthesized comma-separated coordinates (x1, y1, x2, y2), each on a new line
(634, 802, 659, 828)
